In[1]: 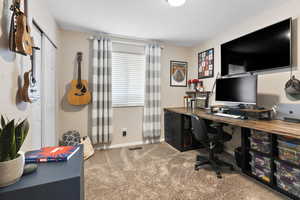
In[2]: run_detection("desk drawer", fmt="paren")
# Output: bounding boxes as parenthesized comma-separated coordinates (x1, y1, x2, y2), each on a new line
(250, 164, 271, 183)
(275, 173, 300, 198)
(251, 130, 271, 142)
(249, 138, 272, 154)
(278, 146, 300, 165)
(275, 160, 300, 183)
(250, 151, 271, 170)
(278, 139, 300, 151)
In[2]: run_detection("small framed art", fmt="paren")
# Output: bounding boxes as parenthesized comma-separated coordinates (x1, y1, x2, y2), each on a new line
(170, 61, 188, 87)
(198, 48, 214, 79)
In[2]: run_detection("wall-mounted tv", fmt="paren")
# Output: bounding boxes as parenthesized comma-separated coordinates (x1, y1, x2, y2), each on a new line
(221, 18, 292, 77)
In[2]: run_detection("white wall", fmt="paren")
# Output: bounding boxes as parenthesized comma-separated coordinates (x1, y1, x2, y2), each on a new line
(190, 1, 300, 107)
(28, 0, 59, 44)
(0, 0, 58, 151)
(57, 29, 192, 146)
(189, 1, 300, 152)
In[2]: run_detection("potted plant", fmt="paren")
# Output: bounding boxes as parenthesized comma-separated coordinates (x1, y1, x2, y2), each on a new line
(0, 116, 29, 187)
(191, 79, 200, 91)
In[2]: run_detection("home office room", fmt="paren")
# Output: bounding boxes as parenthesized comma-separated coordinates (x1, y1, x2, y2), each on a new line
(1, 0, 300, 200)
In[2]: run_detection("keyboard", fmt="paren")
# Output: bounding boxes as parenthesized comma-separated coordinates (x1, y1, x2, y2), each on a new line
(213, 113, 241, 119)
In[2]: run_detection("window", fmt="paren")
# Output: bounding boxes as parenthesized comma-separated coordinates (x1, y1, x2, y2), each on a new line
(112, 51, 145, 107)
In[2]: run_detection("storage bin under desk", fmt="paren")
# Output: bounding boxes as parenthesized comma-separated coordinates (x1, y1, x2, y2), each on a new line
(241, 129, 300, 200)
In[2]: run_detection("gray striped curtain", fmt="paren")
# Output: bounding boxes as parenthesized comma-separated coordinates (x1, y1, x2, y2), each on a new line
(92, 38, 113, 144)
(143, 44, 161, 140)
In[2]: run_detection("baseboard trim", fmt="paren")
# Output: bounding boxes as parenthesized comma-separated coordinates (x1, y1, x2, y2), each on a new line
(95, 138, 165, 150)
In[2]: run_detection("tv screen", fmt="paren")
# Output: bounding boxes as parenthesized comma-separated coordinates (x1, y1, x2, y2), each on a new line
(216, 75, 257, 104)
(221, 18, 291, 76)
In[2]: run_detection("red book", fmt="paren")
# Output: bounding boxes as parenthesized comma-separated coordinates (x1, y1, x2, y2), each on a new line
(25, 146, 80, 163)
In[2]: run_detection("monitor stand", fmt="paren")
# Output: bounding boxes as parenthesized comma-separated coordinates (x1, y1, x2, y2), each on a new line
(237, 104, 265, 110)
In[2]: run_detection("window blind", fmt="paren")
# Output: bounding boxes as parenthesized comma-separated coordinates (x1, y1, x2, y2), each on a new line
(112, 52, 145, 107)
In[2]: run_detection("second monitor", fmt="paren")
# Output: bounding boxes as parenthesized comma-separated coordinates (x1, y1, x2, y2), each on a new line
(215, 75, 257, 105)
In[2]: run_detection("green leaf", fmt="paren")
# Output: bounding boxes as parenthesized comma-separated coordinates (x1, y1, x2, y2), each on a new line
(15, 119, 29, 152)
(0, 129, 2, 161)
(10, 121, 17, 159)
(0, 120, 15, 161)
(1, 115, 5, 129)
(0, 117, 29, 162)
(15, 121, 23, 154)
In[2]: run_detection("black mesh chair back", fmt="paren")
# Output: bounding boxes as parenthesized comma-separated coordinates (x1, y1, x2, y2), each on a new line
(190, 114, 209, 142)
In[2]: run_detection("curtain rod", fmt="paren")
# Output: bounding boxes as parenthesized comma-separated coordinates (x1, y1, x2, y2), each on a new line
(88, 36, 164, 49)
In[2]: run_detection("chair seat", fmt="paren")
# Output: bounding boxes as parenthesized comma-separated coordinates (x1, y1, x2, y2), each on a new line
(207, 131, 232, 142)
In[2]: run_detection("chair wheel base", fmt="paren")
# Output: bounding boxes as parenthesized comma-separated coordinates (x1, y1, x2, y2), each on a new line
(194, 154, 234, 179)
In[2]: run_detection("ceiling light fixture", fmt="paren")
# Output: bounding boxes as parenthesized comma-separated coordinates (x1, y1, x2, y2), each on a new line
(167, 0, 186, 7)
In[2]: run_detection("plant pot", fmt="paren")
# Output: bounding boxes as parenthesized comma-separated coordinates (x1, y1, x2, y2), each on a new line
(0, 152, 25, 188)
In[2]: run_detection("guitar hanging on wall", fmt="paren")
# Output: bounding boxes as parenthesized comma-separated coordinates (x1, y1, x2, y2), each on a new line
(20, 38, 40, 103)
(9, 0, 33, 56)
(67, 52, 91, 106)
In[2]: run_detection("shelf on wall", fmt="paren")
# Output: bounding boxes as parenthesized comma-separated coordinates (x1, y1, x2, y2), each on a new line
(185, 91, 211, 95)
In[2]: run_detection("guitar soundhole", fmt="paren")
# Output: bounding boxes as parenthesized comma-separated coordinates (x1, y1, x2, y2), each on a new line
(74, 85, 87, 97)
(81, 87, 87, 93)
(76, 84, 82, 89)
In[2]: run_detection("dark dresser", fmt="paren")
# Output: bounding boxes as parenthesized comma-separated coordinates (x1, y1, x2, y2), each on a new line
(0, 146, 84, 200)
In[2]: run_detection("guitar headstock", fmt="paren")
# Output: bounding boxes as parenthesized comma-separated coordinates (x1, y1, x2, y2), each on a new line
(11, 0, 22, 13)
(77, 52, 83, 63)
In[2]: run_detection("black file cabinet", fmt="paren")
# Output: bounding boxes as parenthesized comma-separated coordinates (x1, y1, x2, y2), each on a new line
(164, 109, 202, 152)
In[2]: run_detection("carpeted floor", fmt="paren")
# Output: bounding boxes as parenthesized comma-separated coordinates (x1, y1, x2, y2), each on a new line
(84, 143, 286, 200)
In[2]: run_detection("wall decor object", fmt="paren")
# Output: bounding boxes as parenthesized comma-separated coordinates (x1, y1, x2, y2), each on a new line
(198, 48, 214, 79)
(170, 61, 188, 87)
(67, 52, 91, 106)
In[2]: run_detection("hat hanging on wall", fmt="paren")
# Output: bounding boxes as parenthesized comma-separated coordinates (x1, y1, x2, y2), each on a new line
(285, 75, 300, 95)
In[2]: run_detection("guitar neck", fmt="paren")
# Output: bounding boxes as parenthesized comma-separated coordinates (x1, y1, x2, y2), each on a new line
(31, 48, 36, 77)
(24, 0, 28, 16)
(77, 60, 82, 85)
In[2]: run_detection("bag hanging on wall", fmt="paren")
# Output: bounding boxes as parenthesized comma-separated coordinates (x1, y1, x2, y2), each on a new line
(285, 75, 300, 95)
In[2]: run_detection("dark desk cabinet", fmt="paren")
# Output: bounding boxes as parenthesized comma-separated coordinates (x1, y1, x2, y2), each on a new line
(0, 146, 84, 200)
(164, 109, 202, 152)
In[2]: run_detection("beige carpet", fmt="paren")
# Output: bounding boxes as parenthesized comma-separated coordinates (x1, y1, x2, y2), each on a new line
(84, 143, 285, 200)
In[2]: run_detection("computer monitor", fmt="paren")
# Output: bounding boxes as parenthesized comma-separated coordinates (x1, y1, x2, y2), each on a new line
(215, 75, 257, 105)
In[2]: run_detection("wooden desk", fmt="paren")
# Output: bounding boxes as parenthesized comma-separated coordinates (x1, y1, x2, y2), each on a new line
(164, 107, 300, 200)
(165, 107, 300, 139)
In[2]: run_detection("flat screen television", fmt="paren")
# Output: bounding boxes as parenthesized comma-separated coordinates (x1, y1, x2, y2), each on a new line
(221, 18, 292, 76)
(215, 75, 257, 104)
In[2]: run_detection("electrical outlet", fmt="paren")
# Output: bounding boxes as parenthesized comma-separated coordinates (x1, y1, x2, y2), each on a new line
(122, 128, 127, 137)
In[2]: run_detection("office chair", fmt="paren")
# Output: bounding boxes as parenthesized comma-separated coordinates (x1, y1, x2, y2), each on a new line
(190, 114, 234, 179)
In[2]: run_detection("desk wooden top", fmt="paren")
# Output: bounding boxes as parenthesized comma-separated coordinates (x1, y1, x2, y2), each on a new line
(165, 107, 300, 139)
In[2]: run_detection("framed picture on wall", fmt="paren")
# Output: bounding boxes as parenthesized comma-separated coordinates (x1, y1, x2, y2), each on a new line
(198, 48, 214, 79)
(170, 61, 188, 87)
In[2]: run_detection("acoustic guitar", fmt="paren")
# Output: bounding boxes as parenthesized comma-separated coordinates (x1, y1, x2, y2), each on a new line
(67, 52, 91, 105)
(20, 39, 40, 103)
(9, 0, 33, 56)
